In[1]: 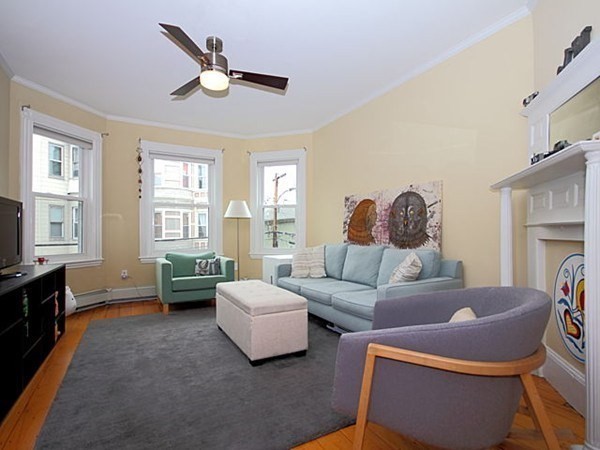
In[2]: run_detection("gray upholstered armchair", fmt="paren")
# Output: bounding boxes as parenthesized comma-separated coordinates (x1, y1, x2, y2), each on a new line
(331, 287, 559, 450)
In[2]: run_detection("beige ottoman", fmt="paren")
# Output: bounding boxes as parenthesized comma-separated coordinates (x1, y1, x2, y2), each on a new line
(216, 280, 308, 365)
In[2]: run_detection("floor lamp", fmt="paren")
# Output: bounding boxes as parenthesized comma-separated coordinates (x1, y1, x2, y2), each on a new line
(224, 200, 252, 281)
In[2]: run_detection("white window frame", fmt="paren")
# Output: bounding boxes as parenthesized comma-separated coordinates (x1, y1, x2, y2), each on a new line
(249, 149, 306, 258)
(20, 109, 103, 268)
(139, 140, 223, 262)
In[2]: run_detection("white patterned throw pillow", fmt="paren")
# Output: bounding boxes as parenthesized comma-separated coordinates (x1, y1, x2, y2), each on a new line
(291, 245, 326, 278)
(195, 257, 221, 276)
(389, 252, 422, 283)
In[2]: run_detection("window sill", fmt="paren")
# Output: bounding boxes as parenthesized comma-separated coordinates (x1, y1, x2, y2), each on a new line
(249, 252, 295, 260)
(64, 258, 104, 269)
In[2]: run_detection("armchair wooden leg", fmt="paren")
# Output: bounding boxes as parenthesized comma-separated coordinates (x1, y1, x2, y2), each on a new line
(354, 346, 377, 450)
(162, 303, 169, 315)
(520, 373, 560, 450)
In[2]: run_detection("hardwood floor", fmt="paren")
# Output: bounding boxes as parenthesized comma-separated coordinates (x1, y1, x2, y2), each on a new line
(0, 301, 585, 450)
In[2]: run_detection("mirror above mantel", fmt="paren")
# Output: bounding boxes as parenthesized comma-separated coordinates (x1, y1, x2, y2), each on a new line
(549, 75, 600, 149)
(522, 36, 600, 161)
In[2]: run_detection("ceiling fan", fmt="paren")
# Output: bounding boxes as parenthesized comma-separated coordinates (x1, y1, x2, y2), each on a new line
(159, 23, 289, 96)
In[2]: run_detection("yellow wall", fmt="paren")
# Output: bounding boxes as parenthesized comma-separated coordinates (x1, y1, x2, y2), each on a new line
(532, 0, 600, 91)
(6, 80, 311, 292)
(0, 64, 10, 196)
(12, 5, 598, 293)
(312, 18, 533, 287)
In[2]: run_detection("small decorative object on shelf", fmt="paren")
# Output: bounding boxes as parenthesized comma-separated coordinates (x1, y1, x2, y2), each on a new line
(557, 25, 592, 74)
(34, 257, 49, 265)
(530, 153, 544, 165)
(530, 140, 572, 165)
(522, 91, 539, 107)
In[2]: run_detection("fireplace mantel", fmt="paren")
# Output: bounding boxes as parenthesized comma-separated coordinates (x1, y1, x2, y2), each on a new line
(493, 140, 600, 449)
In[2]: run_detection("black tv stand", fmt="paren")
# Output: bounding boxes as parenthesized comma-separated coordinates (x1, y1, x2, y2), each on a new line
(0, 271, 27, 280)
(0, 264, 65, 423)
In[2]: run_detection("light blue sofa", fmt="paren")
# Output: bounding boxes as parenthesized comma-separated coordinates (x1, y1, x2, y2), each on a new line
(274, 244, 463, 331)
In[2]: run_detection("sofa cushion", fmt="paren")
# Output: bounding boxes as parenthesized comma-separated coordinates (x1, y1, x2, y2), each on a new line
(377, 248, 441, 286)
(172, 274, 227, 291)
(389, 252, 422, 283)
(341, 245, 385, 288)
(301, 280, 372, 306)
(277, 277, 333, 295)
(167, 252, 215, 278)
(291, 245, 326, 278)
(325, 243, 349, 279)
(332, 290, 378, 320)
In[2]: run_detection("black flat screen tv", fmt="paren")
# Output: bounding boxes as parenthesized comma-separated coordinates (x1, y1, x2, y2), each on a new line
(0, 195, 23, 276)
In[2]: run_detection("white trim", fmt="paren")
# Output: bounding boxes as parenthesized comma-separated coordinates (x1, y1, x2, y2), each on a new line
(13, 76, 107, 118)
(20, 109, 102, 266)
(249, 149, 306, 257)
(542, 346, 586, 415)
(138, 140, 223, 259)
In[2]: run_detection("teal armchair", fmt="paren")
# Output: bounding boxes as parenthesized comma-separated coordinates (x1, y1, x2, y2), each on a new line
(155, 252, 234, 314)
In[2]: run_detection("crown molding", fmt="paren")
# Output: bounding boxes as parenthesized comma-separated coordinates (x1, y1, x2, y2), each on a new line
(314, 5, 532, 132)
(12, 75, 107, 118)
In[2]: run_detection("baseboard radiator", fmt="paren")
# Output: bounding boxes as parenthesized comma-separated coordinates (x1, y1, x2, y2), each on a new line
(75, 286, 157, 310)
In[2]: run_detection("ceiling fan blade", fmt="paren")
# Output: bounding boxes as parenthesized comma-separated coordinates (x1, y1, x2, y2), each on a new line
(229, 70, 288, 90)
(170, 77, 201, 96)
(159, 23, 206, 65)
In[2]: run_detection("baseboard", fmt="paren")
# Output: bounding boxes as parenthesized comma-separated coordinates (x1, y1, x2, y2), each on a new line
(75, 286, 156, 309)
(541, 346, 586, 416)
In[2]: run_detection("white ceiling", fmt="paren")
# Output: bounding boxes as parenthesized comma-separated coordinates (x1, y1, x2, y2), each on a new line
(0, 0, 531, 138)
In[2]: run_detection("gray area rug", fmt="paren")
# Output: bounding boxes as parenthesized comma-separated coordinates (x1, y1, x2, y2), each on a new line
(36, 307, 353, 450)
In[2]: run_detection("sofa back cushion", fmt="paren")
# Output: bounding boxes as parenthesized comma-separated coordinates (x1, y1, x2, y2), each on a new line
(166, 251, 215, 277)
(325, 243, 349, 279)
(377, 248, 441, 286)
(341, 245, 385, 288)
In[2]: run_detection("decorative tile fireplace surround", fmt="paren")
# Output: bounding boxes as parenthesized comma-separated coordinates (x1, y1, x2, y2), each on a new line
(492, 38, 600, 450)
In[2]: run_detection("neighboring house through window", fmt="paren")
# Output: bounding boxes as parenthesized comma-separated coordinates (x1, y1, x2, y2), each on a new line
(20, 109, 102, 267)
(139, 140, 223, 261)
(249, 149, 306, 257)
(48, 143, 63, 177)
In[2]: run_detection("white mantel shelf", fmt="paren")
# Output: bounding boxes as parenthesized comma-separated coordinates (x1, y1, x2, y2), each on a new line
(491, 140, 598, 190)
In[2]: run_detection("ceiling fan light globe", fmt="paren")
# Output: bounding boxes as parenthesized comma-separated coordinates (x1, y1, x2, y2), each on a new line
(200, 69, 229, 91)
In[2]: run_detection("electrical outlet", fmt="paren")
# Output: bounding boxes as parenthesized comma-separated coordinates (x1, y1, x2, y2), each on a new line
(120, 270, 128, 279)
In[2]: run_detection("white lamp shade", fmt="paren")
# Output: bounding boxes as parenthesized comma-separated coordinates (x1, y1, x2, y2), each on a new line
(224, 200, 252, 219)
(200, 69, 230, 91)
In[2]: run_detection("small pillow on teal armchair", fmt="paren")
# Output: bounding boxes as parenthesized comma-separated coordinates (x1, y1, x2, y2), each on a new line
(166, 252, 215, 277)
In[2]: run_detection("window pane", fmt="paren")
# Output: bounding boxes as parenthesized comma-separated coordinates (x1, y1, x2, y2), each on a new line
(152, 158, 210, 253)
(197, 210, 208, 238)
(262, 165, 297, 206)
(154, 212, 163, 239)
(71, 146, 80, 178)
(35, 197, 83, 257)
(263, 206, 296, 249)
(33, 133, 82, 196)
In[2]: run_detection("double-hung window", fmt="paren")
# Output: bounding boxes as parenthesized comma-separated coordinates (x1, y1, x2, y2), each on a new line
(139, 140, 223, 261)
(20, 109, 102, 266)
(250, 149, 306, 257)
